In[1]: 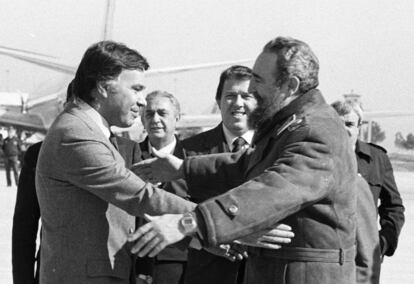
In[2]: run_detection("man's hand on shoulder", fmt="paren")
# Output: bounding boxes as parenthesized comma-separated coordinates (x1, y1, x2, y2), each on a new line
(131, 147, 184, 183)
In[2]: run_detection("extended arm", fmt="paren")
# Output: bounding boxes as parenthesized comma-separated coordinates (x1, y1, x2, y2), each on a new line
(51, 138, 196, 217)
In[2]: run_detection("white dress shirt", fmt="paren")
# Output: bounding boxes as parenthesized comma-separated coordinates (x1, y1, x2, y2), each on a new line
(222, 124, 254, 152)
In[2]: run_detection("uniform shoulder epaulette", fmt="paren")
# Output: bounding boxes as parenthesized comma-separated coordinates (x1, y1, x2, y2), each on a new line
(368, 142, 387, 153)
(276, 114, 305, 136)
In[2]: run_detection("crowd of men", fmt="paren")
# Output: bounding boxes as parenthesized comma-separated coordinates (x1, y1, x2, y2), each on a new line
(11, 37, 404, 284)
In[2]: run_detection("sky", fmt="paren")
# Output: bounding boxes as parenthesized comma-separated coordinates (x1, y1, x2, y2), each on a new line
(0, 0, 413, 148)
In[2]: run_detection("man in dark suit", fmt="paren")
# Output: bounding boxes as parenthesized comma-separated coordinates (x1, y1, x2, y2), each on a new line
(332, 100, 405, 281)
(131, 36, 358, 284)
(136, 90, 189, 284)
(181, 65, 256, 284)
(35, 41, 195, 283)
(12, 135, 142, 284)
(12, 82, 76, 284)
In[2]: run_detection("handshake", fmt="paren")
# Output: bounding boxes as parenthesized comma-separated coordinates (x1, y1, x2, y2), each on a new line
(128, 213, 294, 261)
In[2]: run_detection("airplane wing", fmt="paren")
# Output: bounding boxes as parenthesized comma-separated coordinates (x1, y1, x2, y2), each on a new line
(176, 114, 221, 129)
(0, 45, 253, 111)
(363, 111, 414, 120)
(0, 108, 47, 132)
(0, 48, 76, 75)
(146, 59, 253, 76)
(0, 45, 252, 77)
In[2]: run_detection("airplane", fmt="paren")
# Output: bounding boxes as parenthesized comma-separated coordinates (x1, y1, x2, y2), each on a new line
(1, 0, 413, 143)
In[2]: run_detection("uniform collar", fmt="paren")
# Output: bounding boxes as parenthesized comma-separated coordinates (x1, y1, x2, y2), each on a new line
(355, 140, 372, 160)
(76, 99, 111, 139)
(254, 89, 325, 143)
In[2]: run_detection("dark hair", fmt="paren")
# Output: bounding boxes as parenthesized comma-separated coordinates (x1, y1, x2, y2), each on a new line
(66, 80, 74, 103)
(73, 41, 149, 103)
(215, 65, 253, 101)
(145, 90, 181, 116)
(263, 36, 319, 93)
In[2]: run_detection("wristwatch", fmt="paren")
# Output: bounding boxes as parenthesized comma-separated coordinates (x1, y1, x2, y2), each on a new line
(179, 212, 198, 236)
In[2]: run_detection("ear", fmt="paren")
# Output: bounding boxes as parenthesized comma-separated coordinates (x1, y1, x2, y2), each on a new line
(96, 81, 109, 99)
(288, 76, 300, 95)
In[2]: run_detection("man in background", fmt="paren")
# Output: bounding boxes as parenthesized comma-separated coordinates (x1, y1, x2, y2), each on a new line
(136, 90, 189, 284)
(181, 65, 256, 284)
(332, 99, 405, 281)
(2, 126, 21, 187)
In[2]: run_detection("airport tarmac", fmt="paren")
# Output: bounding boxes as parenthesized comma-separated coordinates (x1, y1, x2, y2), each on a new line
(0, 168, 413, 283)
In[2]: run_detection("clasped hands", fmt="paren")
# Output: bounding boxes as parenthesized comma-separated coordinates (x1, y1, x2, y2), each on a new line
(130, 149, 294, 260)
(128, 213, 294, 262)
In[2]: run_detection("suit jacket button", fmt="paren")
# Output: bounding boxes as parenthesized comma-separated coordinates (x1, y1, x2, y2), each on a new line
(228, 205, 239, 215)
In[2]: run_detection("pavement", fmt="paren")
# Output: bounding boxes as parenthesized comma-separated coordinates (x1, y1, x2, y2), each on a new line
(0, 169, 413, 283)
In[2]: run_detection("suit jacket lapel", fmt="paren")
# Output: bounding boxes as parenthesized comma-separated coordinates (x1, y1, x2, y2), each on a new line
(65, 103, 117, 153)
(139, 137, 151, 160)
(202, 123, 229, 153)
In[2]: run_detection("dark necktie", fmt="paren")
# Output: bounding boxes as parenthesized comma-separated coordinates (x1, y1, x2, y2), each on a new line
(232, 137, 247, 153)
(109, 133, 118, 150)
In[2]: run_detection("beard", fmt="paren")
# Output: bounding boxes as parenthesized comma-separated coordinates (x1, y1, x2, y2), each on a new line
(248, 93, 282, 131)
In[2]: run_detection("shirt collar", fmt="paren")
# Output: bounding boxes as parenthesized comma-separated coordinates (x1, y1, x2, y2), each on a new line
(76, 99, 111, 139)
(148, 136, 177, 155)
(222, 124, 254, 151)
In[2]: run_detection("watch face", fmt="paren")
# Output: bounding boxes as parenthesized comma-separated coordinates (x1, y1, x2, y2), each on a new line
(180, 214, 197, 234)
(183, 218, 193, 226)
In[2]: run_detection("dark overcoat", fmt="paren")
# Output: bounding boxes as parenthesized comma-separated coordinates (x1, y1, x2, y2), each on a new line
(356, 140, 405, 257)
(184, 90, 357, 284)
(355, 176, 381, 284)
(180, 124, 244, 284)
(135, 136, 189, 284)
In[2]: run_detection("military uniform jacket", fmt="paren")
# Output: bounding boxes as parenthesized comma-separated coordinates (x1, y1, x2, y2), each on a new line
(355, 176, 381, 284)
(36, 102, 195, 284)
(355, 140, 405, 257)
(184, 89, 358, 283)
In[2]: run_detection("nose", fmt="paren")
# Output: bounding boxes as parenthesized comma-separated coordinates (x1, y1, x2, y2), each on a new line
(233, 94, 244, 106)
(152, 112, 161, 122)
(345, 127, 352, 138)
(135, 92, 146, 108)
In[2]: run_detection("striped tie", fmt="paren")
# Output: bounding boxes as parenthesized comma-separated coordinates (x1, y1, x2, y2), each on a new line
(232, 137, 247, 153)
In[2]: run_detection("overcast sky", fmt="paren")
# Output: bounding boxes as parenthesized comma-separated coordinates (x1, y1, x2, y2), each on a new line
(0, 0, 413, 116)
